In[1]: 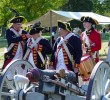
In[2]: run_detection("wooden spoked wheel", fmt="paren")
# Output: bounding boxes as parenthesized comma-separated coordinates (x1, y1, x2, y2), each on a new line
(87, 61, 110, 100)
(0, 59, 34, 100)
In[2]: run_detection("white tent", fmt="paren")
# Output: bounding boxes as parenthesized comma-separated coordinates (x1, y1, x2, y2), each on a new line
(28, 10, 110, 27)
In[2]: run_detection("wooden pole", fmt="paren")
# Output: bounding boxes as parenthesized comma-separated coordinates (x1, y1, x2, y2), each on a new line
(50, 10, 52, 46)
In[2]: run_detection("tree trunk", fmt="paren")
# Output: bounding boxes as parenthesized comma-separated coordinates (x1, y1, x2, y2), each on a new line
(1, 25, 6, 37)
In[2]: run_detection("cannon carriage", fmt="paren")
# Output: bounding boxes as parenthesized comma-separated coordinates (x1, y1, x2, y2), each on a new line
(0, 59, 110, 100)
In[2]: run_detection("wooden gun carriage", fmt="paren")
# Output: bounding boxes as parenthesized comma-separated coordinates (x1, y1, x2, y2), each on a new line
(0, 59, 110, 100)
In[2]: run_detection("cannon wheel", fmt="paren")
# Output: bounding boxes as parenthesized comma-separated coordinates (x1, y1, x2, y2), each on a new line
(86, 61, 110, 100)
(0, 59, 34, 100)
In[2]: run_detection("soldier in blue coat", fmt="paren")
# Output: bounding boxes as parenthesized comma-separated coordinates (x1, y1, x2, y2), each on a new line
(24, 22, 52, 70)
(50, 21, 82, 83)
(2, 11, 31, 70)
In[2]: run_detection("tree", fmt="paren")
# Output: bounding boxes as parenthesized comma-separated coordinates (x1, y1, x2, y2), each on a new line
(0, 0, 67, 25)
(0, 0, 67, 35)
(61, 0, 93, 12)
(91, 0, 110, 16)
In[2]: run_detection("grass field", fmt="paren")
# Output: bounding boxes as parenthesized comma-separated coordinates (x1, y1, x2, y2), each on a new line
(0, 36, 7, 67)
(99, 34, 109, 58)
(0, 33, 109, 68)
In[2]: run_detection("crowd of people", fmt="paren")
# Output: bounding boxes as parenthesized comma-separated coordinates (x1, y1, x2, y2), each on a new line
(2, 11, 102, 85)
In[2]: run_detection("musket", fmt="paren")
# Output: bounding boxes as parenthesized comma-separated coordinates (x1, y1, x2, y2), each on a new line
(43, 76, 85, 96)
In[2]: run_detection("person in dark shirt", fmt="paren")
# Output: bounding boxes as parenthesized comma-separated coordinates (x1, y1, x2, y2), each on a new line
(2, 15, 31, 70)
(102, 28, 106, 38)
(24, 22, 52, 70)
(50, 21, 82, 83)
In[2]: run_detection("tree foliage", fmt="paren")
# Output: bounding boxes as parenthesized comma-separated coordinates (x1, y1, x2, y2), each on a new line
(0, 0, 110, 27)
(91, 0, 110, 16)
(61, 0, 93, 12)
(0, 0, 67, 26)
(61, 0, 110, 17)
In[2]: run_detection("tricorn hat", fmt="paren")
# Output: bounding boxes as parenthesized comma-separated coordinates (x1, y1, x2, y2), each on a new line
(80, 16, 98, 25)
(10, 16, 24, 23)
(9, 8, 24, 23)
(29, 21, 44, 35)
(58, 20, 72, 32)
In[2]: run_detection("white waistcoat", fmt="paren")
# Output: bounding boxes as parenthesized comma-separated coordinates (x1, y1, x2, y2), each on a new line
(56, 48, 67, 70)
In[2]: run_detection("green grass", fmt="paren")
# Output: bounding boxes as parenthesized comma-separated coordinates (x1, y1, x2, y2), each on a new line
(0, 36, 7, 67)
(0, 36, 7, 48)
(99, 34, 109, 57)
(43, 33, 51, 40)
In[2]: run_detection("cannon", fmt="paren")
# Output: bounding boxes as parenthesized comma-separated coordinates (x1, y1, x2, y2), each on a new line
(0, 59, 110, 100)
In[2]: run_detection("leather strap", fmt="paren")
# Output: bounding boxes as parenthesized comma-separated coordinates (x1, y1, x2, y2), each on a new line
(23, 37, 42, 60)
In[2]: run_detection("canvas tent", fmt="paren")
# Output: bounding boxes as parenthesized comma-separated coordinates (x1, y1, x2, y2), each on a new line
(27, 10, 110, 45)
(28, 10, 110, 27)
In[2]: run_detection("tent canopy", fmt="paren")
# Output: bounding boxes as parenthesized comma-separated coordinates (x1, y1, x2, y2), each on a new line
(27, 10, 110, 27)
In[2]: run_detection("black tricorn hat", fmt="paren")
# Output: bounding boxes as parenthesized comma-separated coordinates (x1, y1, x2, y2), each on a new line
(29, 21, 44, 35)
(80, 16, 98, 25)
(58, 20, 72, 32)
(9, 8, 24, 23)
(10, 16, 24, 23)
